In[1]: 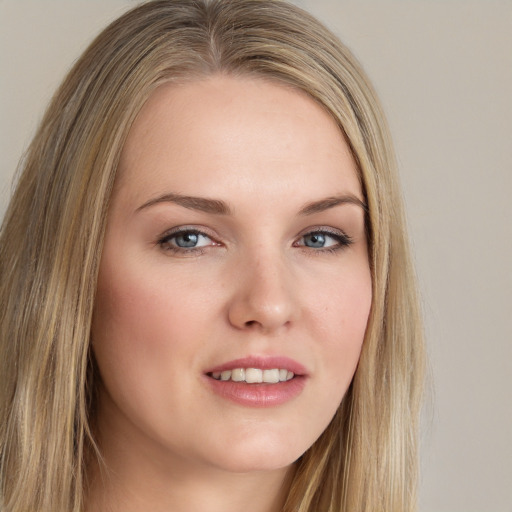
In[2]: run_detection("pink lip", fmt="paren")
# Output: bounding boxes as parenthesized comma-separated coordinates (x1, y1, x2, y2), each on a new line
(204, 356, 307, 408)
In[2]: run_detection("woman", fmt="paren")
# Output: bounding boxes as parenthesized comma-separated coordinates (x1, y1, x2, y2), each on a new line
(0, 1, 424, 511)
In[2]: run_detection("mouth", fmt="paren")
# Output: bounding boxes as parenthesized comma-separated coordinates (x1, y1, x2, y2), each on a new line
(208, 367, 295, 383)
(204, 356, 306, 407)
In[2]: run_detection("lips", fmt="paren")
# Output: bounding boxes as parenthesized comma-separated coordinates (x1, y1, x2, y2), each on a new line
(204, 356, 307, 407)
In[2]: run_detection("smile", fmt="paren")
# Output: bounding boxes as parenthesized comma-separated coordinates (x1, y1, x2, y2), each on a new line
(209, 368, 294, 383)
(205, 356, 307, 406)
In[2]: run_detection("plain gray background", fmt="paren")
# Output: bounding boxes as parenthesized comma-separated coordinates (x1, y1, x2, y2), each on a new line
(1, 1, 511, 511)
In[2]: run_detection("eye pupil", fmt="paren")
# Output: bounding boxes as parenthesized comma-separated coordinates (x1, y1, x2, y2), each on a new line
(305, 233, 325, 248)
(176, 232, 198, 247)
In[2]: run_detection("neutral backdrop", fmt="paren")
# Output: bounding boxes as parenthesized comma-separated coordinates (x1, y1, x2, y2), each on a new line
(1, 1, 511, 511)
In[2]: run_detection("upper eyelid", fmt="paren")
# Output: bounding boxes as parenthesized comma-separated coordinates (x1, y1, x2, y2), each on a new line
(158, 225, 216, 240)
(297, 226, 351, 238)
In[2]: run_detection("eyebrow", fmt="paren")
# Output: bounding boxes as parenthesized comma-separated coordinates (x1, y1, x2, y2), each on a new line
(298, 195, 367, 215)
(136, 193, 232, 215)
(136, 192, 366, 216)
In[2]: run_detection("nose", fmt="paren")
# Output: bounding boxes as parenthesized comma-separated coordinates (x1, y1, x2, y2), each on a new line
(227, 250, 297, 333)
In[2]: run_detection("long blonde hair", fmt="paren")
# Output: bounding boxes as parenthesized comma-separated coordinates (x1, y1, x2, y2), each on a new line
(0, 1, 424, 510)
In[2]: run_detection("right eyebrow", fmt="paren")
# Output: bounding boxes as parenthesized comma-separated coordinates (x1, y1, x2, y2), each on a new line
(136, 193, 232, 215)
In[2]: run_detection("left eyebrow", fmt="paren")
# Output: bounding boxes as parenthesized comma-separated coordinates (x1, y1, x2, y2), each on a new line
(298, 195, 367, 215)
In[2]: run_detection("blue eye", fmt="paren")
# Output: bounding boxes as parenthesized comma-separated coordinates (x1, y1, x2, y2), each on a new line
(303, 233, 328, 248)
(173, 232, 201, 248)
(297, 230, 352, 252)
(158, 229, 214, 252)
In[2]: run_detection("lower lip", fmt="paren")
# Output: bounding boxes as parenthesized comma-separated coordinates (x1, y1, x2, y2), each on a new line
(206, 376, 306, 407)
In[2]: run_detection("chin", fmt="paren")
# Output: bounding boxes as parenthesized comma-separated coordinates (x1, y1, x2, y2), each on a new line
(197, 431, 312, 474)
(210, 453, 299, 474)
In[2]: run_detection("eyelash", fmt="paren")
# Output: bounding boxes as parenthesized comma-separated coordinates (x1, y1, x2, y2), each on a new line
(294, 228, 353, 254)
(157, 227, 216, 255)
(157, 227, 353, 255)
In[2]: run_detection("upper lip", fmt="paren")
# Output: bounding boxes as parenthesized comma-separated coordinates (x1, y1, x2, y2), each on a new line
(205, 356, 307, 376)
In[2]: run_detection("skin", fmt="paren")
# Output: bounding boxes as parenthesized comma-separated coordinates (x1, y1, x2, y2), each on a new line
(89, 75, 372, 512)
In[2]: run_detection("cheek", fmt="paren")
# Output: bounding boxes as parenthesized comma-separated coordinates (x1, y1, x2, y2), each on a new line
(91, 256, 198, 400)
(90, 257, 218, 449)
(93, 267, 166, 356)
(93, 267, 197, 360)
(311, 265, 372, 388)
(92, 269, 160, 402)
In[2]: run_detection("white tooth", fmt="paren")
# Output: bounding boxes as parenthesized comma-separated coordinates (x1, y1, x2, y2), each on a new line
(262, 369, 280, 383)
(212, 371, 221, 380)
(220, 370, 231, 381)
(231, 368, 245, 382)
(286, 371, 294, 381)
(279, 369, 288, 381)
(245, 368, 263, 383)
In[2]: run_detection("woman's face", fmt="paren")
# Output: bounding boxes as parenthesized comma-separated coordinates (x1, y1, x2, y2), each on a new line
(92, 76, 372, 474)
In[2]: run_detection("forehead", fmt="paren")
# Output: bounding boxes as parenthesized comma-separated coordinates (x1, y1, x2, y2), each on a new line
(115, 75, 361, 207)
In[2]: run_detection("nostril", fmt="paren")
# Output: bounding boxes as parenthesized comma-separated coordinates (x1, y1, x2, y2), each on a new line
(227, 285, 296, 332)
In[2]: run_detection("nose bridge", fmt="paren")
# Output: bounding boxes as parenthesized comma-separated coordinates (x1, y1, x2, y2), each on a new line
(227, 242, 297, 332)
